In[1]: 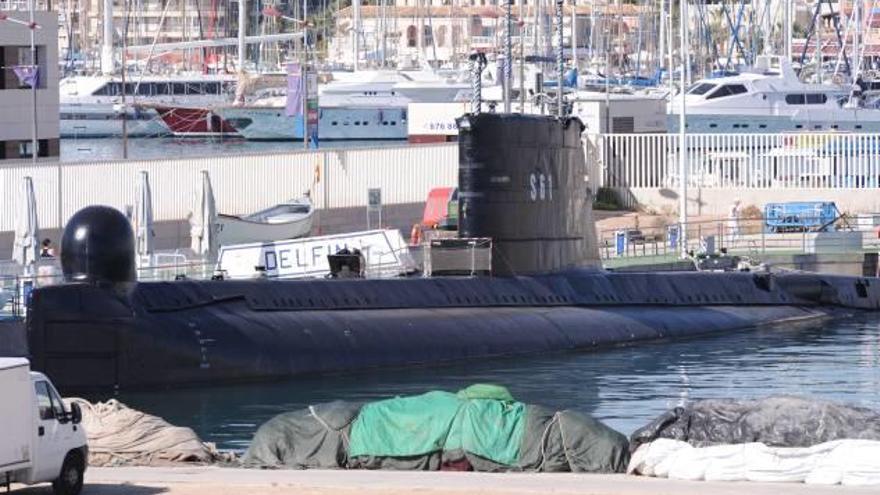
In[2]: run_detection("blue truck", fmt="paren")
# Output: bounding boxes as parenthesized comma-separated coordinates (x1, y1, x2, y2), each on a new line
(764, 202, 840, 233)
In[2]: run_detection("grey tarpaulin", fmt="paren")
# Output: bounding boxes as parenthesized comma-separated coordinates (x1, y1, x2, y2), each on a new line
(245, 402, 629, 472)
(630, 396, 880, 452)
(70, 398, 227, 466)
(516, 405, 630, 473)
(243, 401, 361, 469)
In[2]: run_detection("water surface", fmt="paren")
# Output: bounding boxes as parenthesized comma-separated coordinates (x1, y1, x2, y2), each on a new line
(61, 137, 404, 162)
(110, 314, 880, 451)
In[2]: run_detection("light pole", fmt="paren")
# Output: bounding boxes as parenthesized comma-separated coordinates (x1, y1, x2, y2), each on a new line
(678, 0, 689, 258)
(29, 0, 38, 164)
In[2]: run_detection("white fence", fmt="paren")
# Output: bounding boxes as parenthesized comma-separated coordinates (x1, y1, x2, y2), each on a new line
(0, 144, 458, 232)
(592, 133, 880, 191)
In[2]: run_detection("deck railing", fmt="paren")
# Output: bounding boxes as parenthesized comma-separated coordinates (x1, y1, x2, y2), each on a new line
(598, 215, 880, 263)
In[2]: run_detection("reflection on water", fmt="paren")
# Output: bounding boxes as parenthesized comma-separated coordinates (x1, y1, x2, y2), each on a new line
(61, 137, 405, 162)
(108, 314, 880, 451)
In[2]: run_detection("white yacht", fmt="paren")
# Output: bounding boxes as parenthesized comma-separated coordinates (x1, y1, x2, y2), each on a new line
(60, 74, 236, 138)
(668, 56, 880, 133)
(213, 69, 468, 141)
(215, 94, 409, 141)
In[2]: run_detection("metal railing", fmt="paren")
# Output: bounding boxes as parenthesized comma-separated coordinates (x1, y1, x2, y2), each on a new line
(0, 255, 218, 319)
(589, 132, 880, 191)
(599, 214, 880, 262)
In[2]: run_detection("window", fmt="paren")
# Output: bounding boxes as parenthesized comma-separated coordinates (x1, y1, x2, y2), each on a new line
(15, 46, 47, 89)
(706, 86, 732, 99)
(452, 26, 462, 46)
(94, 82, 121, 96)
(423, 26, 433, 46)
(786, 94, 806, 105)
(806, 94, 827, 104)
(35, 381, 54, 420)
(406, 25, 418, 47)
(436, 26, 447, 47)
(688, 83, 716, 95)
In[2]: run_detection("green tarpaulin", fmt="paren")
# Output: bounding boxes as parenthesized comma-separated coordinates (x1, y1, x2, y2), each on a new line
(349, 384, 525, 466)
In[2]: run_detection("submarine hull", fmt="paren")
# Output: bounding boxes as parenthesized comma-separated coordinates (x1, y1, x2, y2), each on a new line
(26, 269, 875, 391)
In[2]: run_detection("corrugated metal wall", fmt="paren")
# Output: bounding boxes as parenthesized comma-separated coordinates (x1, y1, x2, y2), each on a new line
(0, 144, 458, 231)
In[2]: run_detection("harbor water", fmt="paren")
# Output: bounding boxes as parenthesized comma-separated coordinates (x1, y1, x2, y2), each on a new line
(110, 313, 880, 452)
(60, 137, 404, 162)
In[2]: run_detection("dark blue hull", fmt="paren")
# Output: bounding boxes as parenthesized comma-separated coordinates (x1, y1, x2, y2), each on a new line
(26, 268, 876, 391)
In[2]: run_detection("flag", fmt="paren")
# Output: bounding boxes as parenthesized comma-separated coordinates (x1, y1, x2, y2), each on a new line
(13, 65, 39, 88)
(285, 63, 303, 117)
(261, 5, 282, 17)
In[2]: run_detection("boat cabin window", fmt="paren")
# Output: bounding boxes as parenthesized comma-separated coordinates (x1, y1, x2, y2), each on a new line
(786, 94, 827, 105)
(93, 82, 119, 96)
(688, 83, 716, 95)
(705, 84, 748, 100)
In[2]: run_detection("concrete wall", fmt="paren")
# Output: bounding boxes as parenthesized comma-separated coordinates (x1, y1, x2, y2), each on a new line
(0, 142, 457, 227)
(0, 202, 425, 260)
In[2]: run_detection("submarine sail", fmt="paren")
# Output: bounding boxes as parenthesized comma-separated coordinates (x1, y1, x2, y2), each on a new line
(25, 114, 880, 391)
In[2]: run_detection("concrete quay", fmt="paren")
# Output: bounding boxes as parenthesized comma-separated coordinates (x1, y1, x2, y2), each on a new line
(12, 467, 878, 495)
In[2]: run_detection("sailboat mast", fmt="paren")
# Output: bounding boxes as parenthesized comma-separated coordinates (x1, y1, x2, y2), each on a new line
(353, 0, 360, 70)
(571, 1, 577, 70)
(678, 0, 689, 258)
(658, 0, 665, 76)
(853, 0, 861, 76)
(784, 0, 792, 61)
(504, 0, 512, 112)
(101, 0, 114, 74)
(238, 0, 246, 71)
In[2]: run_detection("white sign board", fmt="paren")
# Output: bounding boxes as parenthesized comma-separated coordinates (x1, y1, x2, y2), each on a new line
(216, 229, 414, 279)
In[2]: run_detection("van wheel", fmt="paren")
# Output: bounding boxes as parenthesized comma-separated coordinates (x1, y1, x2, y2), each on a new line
(52, 452, 84, 495)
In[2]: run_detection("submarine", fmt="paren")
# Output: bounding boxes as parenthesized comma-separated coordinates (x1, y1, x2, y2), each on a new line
(24, 113, 880, 392)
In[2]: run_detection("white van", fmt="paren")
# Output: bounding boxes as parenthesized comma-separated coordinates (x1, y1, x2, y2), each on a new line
(1, 358, 88, 495)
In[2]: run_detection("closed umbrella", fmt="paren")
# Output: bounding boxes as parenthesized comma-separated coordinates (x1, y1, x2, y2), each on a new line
(190, 170, 218, 259)
(133, 170, 154, 266)
(12, 176, 39, 273)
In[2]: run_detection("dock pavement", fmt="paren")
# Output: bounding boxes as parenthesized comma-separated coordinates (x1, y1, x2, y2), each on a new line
(12, 466, 879, 494)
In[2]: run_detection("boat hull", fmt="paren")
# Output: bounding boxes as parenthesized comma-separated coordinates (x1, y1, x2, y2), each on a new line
(24, 268, 880, 392)
(216, 106, 409, 141)
(60, 104, 170, 138)
(151, 105, 239, 137)
(668, 113, 880, 133)
(217, 213, 314, 245)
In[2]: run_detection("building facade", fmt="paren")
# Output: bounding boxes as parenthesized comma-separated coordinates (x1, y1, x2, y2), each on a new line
(0, 5, 60, 160)
(329, 1, 643, 69)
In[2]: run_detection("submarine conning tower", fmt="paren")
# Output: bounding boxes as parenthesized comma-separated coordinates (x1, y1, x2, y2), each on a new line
(60, 205, 137, 285)
(457, 113, 601, 276)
